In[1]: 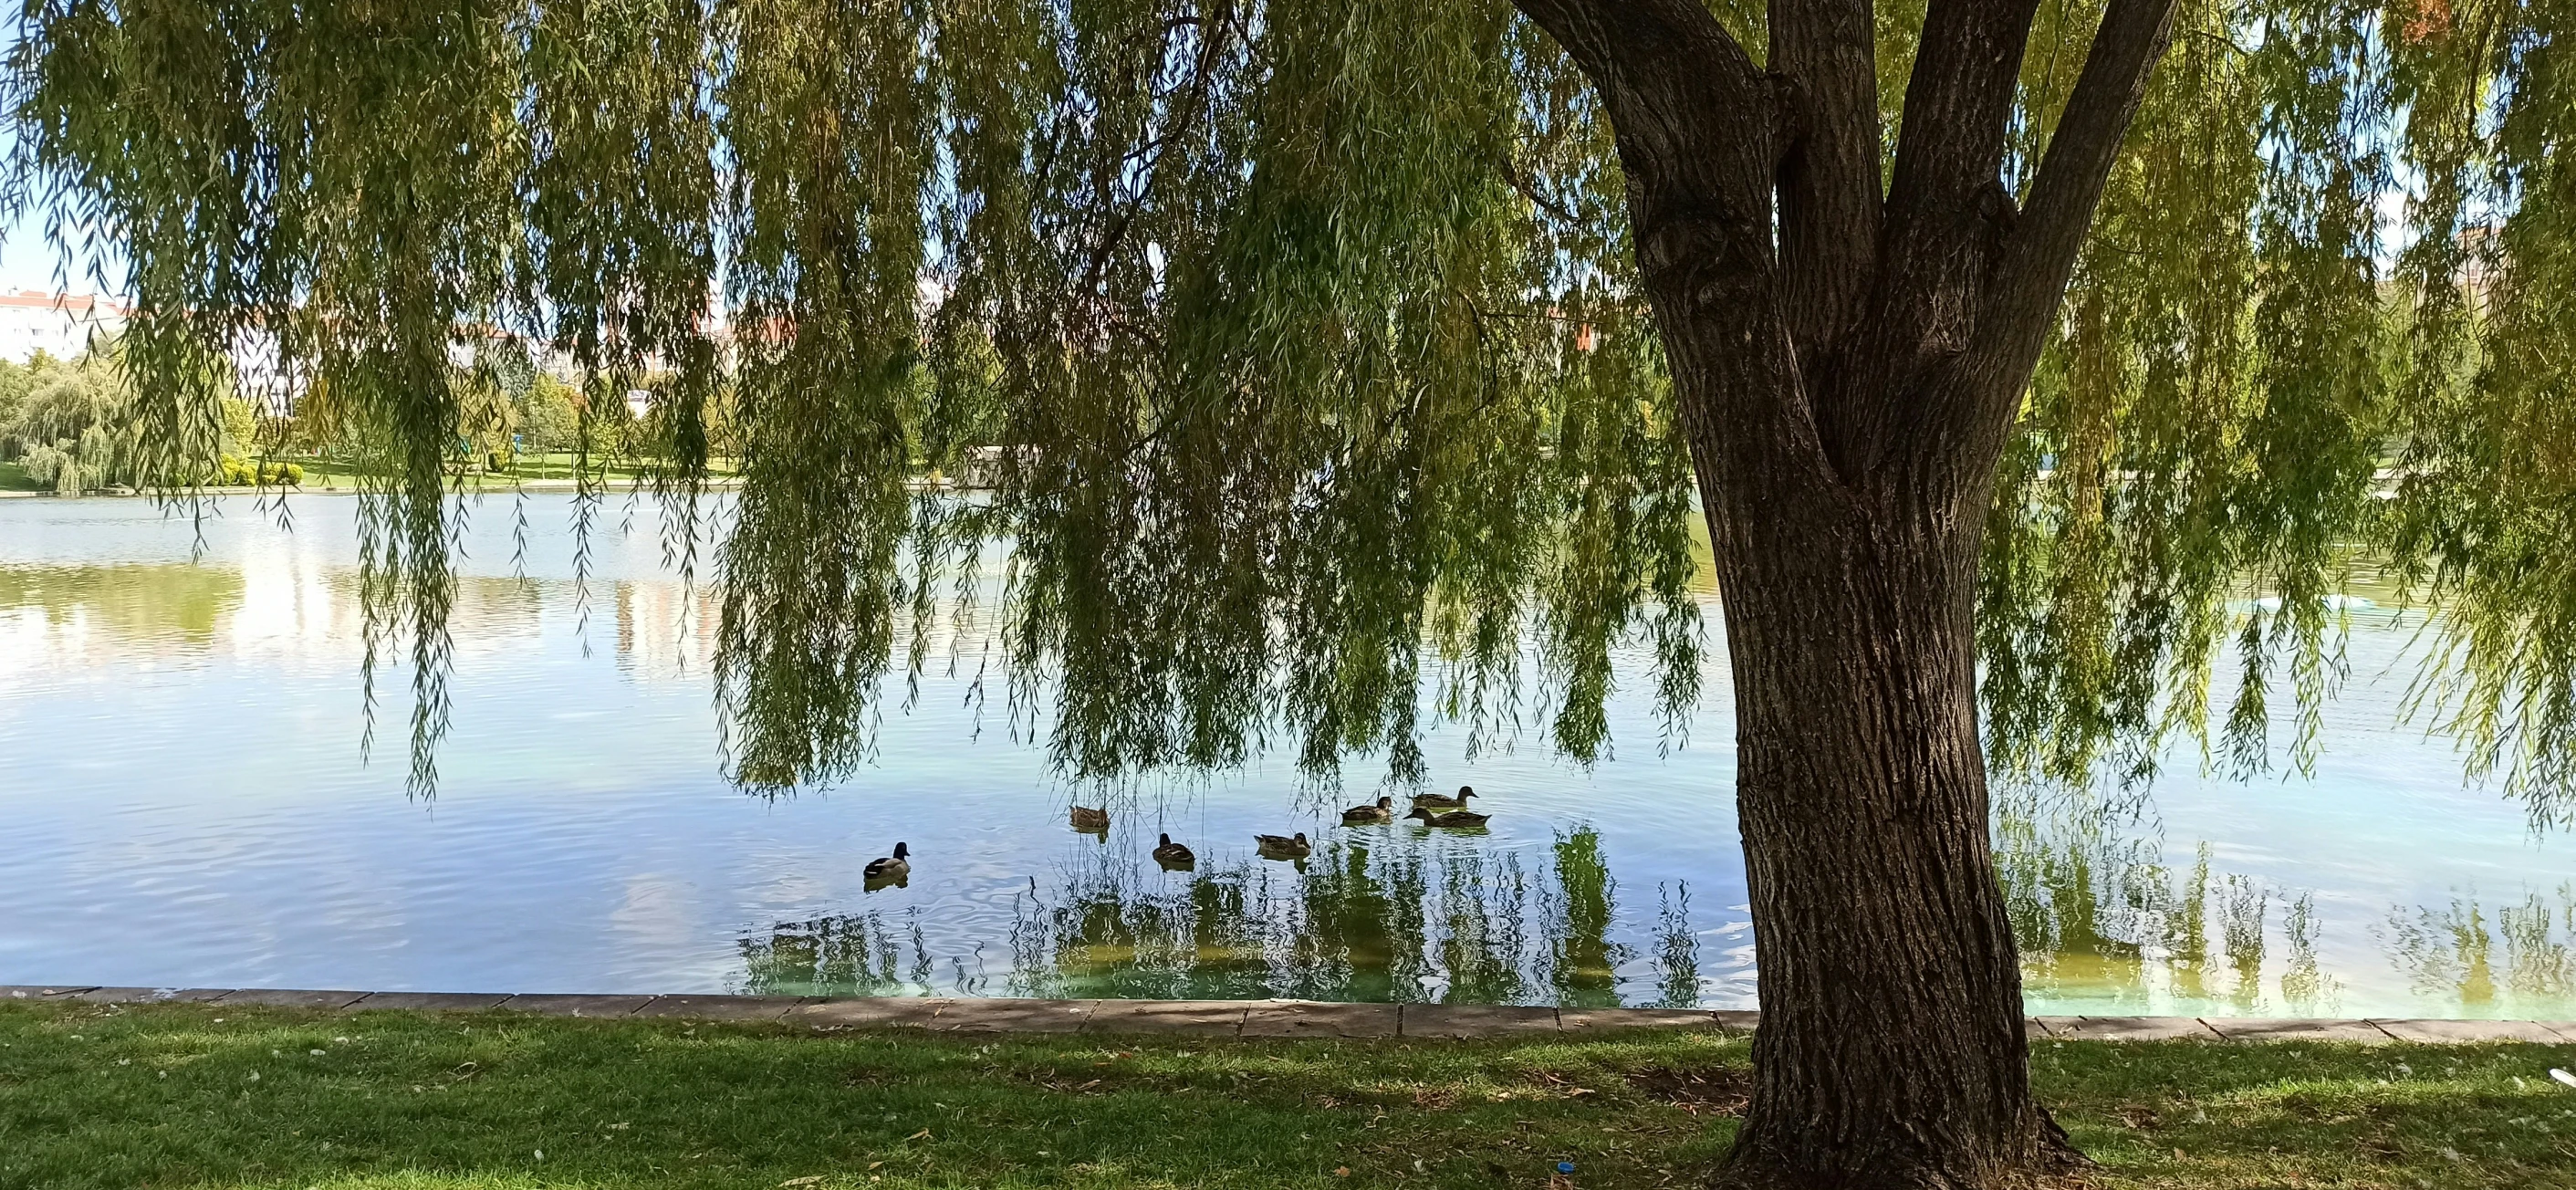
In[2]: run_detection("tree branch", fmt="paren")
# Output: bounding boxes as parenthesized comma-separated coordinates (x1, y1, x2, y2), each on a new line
(1507, 0, 1785, 350)
(1973, 0, 2182, 394)
(1769, 0, 1884, 369)
(1875, 0, 2052, 297)
(1507, 0, 1778, 235)
(1806, 0, 2048, 487)
(1514, 0, 1847, 514)
(1499, 151, 1583, 225)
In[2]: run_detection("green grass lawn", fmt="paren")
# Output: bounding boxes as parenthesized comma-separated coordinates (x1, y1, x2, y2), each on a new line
(3, 1001, 2571, 1188)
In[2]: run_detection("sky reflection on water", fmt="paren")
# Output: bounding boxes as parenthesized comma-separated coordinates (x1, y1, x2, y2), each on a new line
(0, 494, 2569, 1018)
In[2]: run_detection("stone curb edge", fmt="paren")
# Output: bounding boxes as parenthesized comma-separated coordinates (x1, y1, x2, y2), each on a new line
(6, 986, 2572, 1045)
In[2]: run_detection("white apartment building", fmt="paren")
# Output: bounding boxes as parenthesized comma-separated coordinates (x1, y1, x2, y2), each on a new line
(0, 289, 130, 362)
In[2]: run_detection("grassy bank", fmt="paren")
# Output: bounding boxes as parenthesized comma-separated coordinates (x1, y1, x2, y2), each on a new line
(2, 1001, 2571, 1188)
(286, 453, 740, 492)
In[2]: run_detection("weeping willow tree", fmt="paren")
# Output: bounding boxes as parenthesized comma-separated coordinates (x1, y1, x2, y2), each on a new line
(10, 0, 2576, 1184)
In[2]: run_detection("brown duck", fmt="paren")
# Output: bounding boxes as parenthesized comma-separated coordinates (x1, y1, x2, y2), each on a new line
(1255, 831, 1312, 860)
(1411, 786, 1477, 810)
(1406, 807, 1490, 829)
(1341, 796, 1395, 825)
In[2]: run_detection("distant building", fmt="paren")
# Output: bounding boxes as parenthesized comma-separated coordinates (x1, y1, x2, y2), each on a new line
(0, 290, 130, 362)
(2458, 224, 2500, 315)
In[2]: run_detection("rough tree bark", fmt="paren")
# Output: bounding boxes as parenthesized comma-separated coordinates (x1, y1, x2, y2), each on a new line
(1509, 0, 2182, 1185)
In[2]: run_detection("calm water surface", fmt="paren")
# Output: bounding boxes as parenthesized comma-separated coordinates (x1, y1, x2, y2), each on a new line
(1, 496, 2569, 1018)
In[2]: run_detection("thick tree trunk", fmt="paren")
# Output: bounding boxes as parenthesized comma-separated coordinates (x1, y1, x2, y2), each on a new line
(1689, 397, 2062, 1188)
(1504, 0, 2182, 1185)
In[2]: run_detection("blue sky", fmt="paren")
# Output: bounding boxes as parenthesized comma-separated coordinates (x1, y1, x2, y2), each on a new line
(0, 204, 120, 296)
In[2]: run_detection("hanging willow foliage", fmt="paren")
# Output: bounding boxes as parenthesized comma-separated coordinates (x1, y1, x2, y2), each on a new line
(6, 0, 2574, 817)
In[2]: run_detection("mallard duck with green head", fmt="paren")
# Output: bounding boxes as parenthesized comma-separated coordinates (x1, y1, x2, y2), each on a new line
(863, 841, 911, 884)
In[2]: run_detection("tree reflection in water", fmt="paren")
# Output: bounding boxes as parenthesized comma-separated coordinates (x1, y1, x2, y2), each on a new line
(2382, 885, 2576, 1016)
(737, 798, 2576, 1014)
(1998, 791, 2338, 1015)
(738, 908, 944, 997)
(737, 826, 1692, 1004)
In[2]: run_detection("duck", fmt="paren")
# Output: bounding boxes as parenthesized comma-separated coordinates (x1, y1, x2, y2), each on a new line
(863, 841, 911, 882)
(1341, 796, 1395, 825)
(1152, 832, 1196, 869)
(1069, 805, 1111, 831)
(1406, 807, 1490, 829)
(1254, 831, 1311, 860)
(1412, 785, 1477, 810)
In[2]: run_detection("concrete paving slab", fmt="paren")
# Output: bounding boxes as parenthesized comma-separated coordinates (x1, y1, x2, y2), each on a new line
(344, 992, 513, 1013)
(1559, 1007, 1727, 1033)
(2205, 1018, 2393, 1043)
(2369, 1018, 2573, 1044)
(792, 997, 953, 1029)
(2025, 1018, 2054, 1039)
(631, 995, 815, 1022)
(1710, 1010, 1761, 1035)
(495, 994, 654, 1018)
(926, 997, 1099, 1033)
(211, 988, 372, 1010)
(2032, 1016, 2083, 1039)
(1083, 999, 1248, 1036)
(1401, 1003, 1559, 1039)
(1, 986, 97, 999)
(60, 986, 214, 1004)
(1241, 1000, 1400, 1039)
(2052, 1017, 2221, 1041)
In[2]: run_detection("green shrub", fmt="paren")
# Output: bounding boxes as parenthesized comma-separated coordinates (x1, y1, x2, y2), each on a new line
(215, 457, 302, 486)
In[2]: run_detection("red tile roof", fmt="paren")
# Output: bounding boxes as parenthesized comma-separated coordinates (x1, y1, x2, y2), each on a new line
(0, 290, 132, 317)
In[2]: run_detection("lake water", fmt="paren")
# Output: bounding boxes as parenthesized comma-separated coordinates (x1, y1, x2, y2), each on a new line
(1, 495, 2569, 1018)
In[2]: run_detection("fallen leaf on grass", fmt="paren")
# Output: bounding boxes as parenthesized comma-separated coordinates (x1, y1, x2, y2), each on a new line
(906, 1129, 933, 1141)
(780, 1177, 826, 1187)
(1333, 1168, 1351, 1177)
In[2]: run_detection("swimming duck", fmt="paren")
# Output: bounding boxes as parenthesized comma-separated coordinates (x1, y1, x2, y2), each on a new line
(1411, 785, 1477, 810)
(1406, 807, 1490, 829)
(1341, 796, 1395, 825)
(1152, 832, 1196, 869)
(863, 841, 911, 882)
(1254, 831, 1311, 860)
(1070, 805, 1111, 831)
